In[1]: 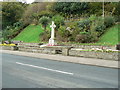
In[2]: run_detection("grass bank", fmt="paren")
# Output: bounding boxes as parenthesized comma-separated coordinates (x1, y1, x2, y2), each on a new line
(13, 24, 119, 46)
(13, 24, 44, 43)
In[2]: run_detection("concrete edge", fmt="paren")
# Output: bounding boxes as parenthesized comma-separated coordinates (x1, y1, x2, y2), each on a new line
(1, 50, 119, 69)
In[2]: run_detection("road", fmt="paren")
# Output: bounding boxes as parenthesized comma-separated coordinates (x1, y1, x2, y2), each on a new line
(2, 53, 119, 88)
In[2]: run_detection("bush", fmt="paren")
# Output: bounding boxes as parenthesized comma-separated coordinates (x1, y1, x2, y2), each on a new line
(75, 34, 88, 43)
(75, 32, 93, 43)
(56, 25, 71, 42)
(95, 24, 106, 34)
(115, 16, 120, 22)
(39, 10, 54, 18)
(77, 19, 91, 31)
(13, 21, 23, 28)
(32, 19, 39, 25)
(40, 30, 50, 41)
(58, 26, 71, 37)
(104, 16, 115, 28)
(89, 14, 97, 21)
(39, 16, 50, 31)
(2, 20, 27, 40)
(52, 15, 64, 30)
(90, 17, 106, 37)
(22, 3, 49, 25)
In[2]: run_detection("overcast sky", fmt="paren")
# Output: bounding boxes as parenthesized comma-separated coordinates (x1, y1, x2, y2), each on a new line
(0, 0, 35, 3)
(24, 0, 35, 3)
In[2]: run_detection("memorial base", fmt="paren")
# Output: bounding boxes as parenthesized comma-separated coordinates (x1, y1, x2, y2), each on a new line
(48, 38, 57, 46)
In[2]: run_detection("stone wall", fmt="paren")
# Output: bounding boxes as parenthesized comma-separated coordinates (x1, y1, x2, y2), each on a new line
(69, 49, 119, 61)
(1, 43, 119, 61)
(18, 43, 72, 55)
(2, 46, 18, 50)
(63, 44, 116, 50)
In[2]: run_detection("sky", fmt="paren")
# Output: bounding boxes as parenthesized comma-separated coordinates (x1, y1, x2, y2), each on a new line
(0, 0, 35, 3)
(24, 0, 35, 3)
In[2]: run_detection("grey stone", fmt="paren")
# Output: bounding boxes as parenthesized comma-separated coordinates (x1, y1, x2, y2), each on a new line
(69, 50, 118, 61)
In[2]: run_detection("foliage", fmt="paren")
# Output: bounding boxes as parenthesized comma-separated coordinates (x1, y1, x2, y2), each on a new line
(92, 17, 106, 36)
(39, 16, 50, 31)
(88, 2, 102, 16)
(88, 14, 97, 21)
(22, 3, 49, 25)
(56, 26, 71, 42)
(58, 26, 70, 37)
(77, 19, 91, 32)
(75, 33, 87, 43)
(114, 2, 120, 16)
(2, 2, 25, 29)
(65, 22, 79, 41)
(38, 10, 54, 18)
(52, 2, 89, 16)
(89, 22, 99, 42)
(40, 30, 50, 41)
(52, 15, 64, 29)
(2, 21, 26, 41)
(65, 22, 79, 33)
(104, 16, 115, 28)
(104, 2, 118, 16)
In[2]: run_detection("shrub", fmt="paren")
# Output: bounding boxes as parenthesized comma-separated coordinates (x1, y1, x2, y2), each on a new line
(13, 21, 23, 28)
(104, 16, 115, 28)
(39, 16, 50, 31)
(77, 19, 91, 31)
(89, 22, 99, 41)
(65, 22, 79, 33)
(58, 26, 70, 37)
(38, 10, 54, 18)
(95, 24, 106, 36)
(115, 16, 120, 22)
(75, 32, 93, 43)
(32, 19, 39, 25)
(89, 14, 97, 21)
(75, 34, 87, 43)
(91, 17, 106, 37)
(40, 30, 50, 41)
(52, 15, 64, 30)
(22, 3, 49, 25)
(57, 25, 71, 42)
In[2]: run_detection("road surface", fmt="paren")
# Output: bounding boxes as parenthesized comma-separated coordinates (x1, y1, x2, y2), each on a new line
(2, 53, 119, 88)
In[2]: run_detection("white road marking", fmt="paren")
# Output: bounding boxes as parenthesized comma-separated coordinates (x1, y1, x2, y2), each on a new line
(16, 62, 74, 75)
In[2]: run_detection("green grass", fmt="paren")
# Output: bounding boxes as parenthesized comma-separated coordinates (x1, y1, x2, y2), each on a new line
(13, 23, 119, 46)
(97, 24, 119, 45)
(13, 24, 49, 43)
(59, 24, 119, 46)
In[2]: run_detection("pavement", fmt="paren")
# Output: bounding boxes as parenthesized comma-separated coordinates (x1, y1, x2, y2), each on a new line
(2, 53, 119, 88)
(1, 50, 119, 68)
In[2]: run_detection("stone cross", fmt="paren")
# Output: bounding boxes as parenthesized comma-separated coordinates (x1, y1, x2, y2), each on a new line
(50, 21, 56, 39)
(49, 21, 56, 46)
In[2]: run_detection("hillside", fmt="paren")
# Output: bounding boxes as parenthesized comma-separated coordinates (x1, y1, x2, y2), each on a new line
(13, 24, 119, 45)
(13, 24, 45, 43)
(97, 24, 119, 45)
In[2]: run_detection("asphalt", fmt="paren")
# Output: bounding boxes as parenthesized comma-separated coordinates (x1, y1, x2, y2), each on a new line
(1, 50, 119, 68)
(2, 53, 119, 88)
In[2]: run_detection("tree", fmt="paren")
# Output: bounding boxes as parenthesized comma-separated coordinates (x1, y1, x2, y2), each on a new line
(52, 2, 89, 16)
(39, 16, 50, 31)
(52, 15, 64, 30)
(2, 2, 25, 29)
(22, 2, 51, 25)
(88, 2, 103, 16)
